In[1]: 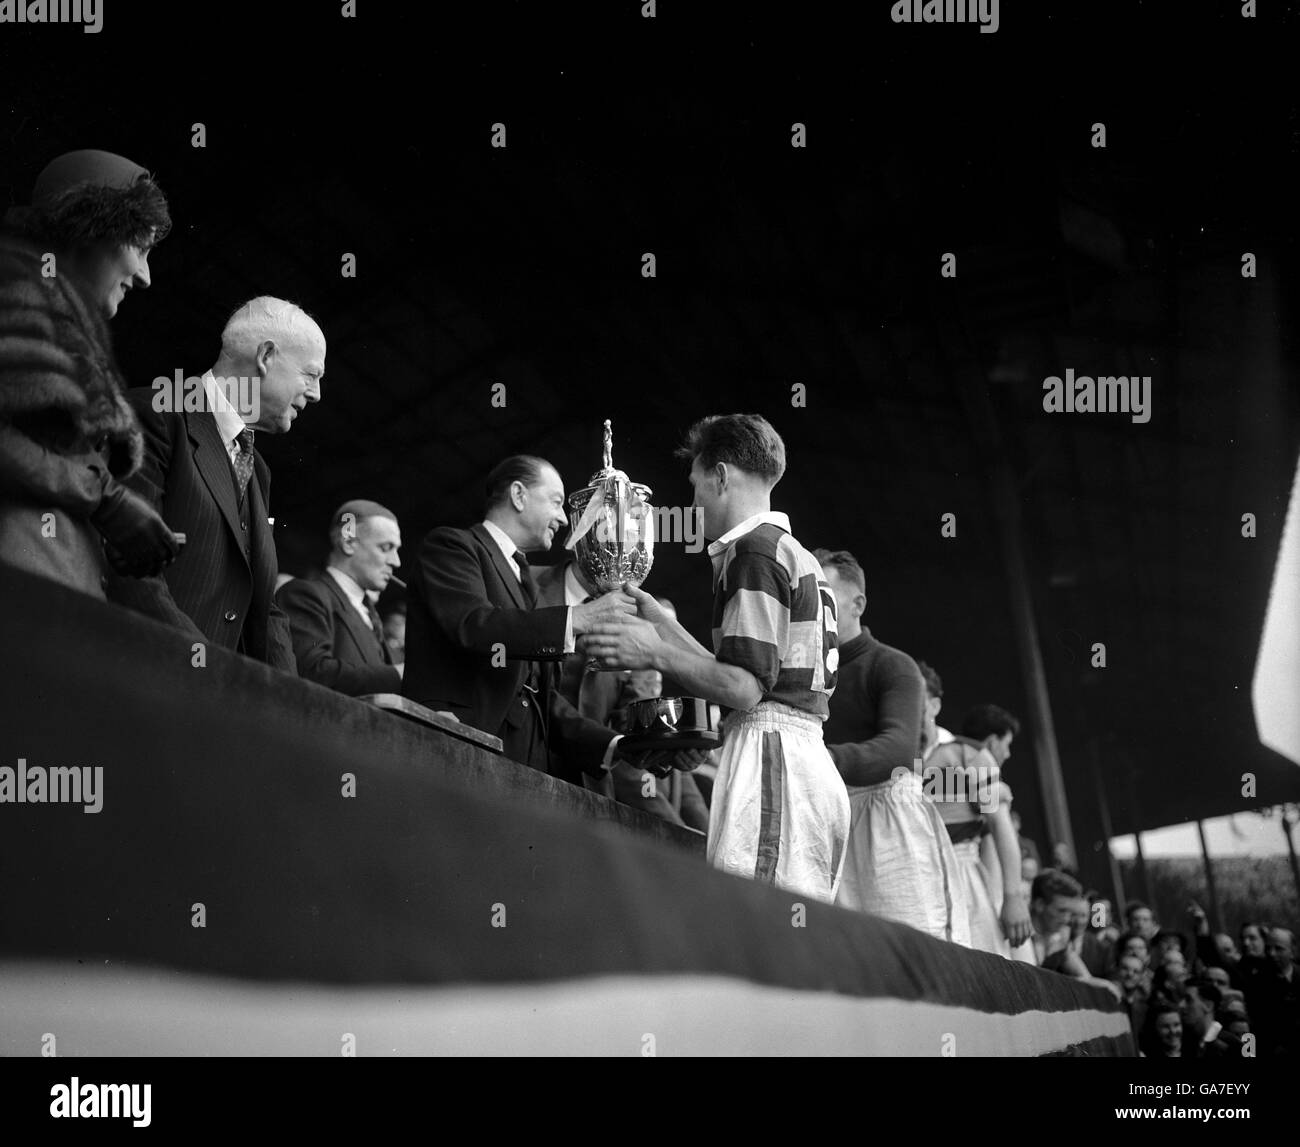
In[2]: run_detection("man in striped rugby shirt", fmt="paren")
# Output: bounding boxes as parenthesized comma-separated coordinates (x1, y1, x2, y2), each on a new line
(581, 414, 850, 901)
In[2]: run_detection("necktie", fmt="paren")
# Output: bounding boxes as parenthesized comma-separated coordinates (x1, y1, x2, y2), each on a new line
(365, 597, 390, 661)
(365, 597, 386, 644)
(514, 550, 538, 607)
(232, 428, 255, 504)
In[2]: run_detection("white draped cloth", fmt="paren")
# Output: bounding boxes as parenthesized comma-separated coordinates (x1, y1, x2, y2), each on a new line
(834, 770, 966, 944)
(950, 837, 1010, 955)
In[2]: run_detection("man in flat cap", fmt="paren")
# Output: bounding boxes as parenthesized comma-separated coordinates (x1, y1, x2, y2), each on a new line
(277, 500, 404, 696)
(0, 149, 180, 598)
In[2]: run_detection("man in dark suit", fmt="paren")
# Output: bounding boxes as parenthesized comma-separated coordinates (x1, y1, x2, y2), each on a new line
(276, 500, 403, 696)
(108, 296, 323, 671)
(403, 454, 661, 783)
(535, 558, 709, 828)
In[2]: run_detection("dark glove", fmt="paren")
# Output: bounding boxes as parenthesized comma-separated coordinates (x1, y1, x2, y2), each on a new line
(90, 476, 182, 578)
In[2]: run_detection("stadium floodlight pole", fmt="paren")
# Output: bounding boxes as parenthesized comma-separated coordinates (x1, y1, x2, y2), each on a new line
(1284, 805, 1300, 911)
(1195, 819, 1223, 936)
(986, 458, 1076, 864)
(942, 318, 1076, 865)
(1123, 768, 1155, 908)
(1090, 740, 1126, 919)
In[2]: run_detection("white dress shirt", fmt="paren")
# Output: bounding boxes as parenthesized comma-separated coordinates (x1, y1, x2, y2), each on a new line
(326, 566, 375, 629)
(201, 371, 250, 465)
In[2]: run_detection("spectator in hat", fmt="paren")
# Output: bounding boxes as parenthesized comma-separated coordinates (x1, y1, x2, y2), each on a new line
(0, 149, 179, 598)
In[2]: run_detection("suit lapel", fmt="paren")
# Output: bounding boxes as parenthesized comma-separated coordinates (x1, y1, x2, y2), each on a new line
(318, 571, 383, 663)
(471, 523, 527, 610)
(187, 408, 249, 567)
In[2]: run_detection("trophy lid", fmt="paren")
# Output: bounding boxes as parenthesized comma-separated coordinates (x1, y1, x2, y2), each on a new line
(573, 419, 652, 501)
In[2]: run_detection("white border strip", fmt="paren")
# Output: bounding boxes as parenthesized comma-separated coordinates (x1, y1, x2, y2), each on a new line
(1, 962, 1129, 1057)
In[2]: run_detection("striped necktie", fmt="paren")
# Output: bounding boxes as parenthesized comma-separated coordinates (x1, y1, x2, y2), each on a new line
(232, 428, 255, 504)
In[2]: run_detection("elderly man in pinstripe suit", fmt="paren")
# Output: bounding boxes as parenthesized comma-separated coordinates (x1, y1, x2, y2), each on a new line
(108, 297, 323, 671)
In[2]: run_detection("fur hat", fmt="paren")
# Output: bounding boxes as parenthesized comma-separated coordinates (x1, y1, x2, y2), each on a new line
(6, 149, 171, 249)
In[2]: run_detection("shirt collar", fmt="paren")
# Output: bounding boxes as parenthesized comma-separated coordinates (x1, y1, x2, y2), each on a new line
(481, 520, 522, 575)
(326, 566, 370, 620)
(706, 510, 790, 558)
(202, 370, 249, 450)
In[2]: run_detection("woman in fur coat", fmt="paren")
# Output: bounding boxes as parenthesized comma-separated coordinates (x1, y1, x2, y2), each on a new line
(0, 149, 181, 598)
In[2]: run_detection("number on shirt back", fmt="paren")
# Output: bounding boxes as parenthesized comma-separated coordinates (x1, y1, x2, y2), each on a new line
(819, 582, 839, 688)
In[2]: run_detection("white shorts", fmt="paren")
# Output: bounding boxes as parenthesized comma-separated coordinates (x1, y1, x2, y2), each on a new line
(708, 702, 851, 903)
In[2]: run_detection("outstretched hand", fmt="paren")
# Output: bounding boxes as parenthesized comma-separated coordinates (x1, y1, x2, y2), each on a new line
(579, 614, 664, 671)
(626, 583, 670, 627)
(572, 589, 636, 634)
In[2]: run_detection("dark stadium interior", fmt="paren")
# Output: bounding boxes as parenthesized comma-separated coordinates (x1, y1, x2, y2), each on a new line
(4, 2, 1297, 894)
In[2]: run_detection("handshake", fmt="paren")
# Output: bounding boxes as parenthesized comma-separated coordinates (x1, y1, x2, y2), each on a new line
(573, 586, 715, 777)
(91, 471, 184, 578)
(573, 583, 671, 672)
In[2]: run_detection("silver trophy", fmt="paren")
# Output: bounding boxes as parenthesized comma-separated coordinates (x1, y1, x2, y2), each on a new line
(567, 421, 720, 757)
(566, 419, 654, 592)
